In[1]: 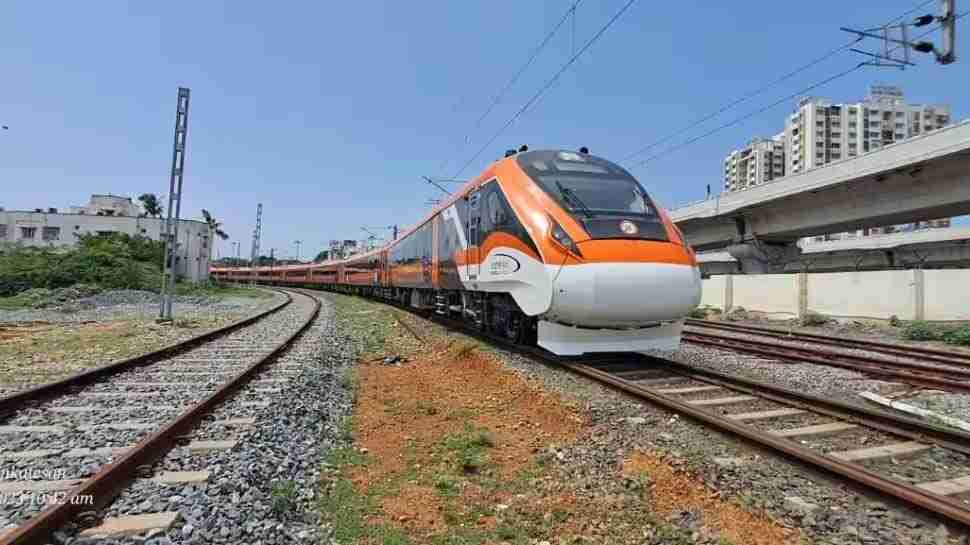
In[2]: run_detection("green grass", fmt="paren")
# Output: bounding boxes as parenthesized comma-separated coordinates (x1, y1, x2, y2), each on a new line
(900, 321, 970, 346)
(442, 425, 495, 474)
(0, 296, 30, 310)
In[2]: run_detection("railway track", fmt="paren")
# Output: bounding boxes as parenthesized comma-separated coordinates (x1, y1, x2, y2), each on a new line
(683, 319, 970, 394)
(383, 303, 970, 530)
(0, 289, 319, 544)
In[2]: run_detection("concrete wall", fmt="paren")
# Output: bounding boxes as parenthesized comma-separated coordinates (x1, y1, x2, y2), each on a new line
(733, 274, 797, 315)
(702, 268, 970, 321)
(806, 271, 915, 319)
(924, 270, 970, 321)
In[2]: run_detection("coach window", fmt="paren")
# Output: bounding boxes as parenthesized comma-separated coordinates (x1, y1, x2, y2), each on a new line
(487, 191, 507, 227)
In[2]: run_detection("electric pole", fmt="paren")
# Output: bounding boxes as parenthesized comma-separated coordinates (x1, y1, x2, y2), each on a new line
(250, 203, 262, 285)
(294, 240, 302, 261)
(159, 87, 191, 322)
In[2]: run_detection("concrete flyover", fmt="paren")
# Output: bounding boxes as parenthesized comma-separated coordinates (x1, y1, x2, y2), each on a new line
(697, 225, 970, 276)
(671, 120, 970, 272)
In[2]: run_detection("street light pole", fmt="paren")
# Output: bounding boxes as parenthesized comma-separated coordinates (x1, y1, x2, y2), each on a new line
(294, 240, 302, 262)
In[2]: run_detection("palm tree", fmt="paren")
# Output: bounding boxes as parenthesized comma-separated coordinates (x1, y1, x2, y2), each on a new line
(138, 193, 164, 218)
(201, 209, 229, 273)
(201, 209, 229, 240)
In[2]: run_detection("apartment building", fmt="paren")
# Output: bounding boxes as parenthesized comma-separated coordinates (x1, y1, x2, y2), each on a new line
(785, 85, 951, 175)
(723, 133, 786, 192)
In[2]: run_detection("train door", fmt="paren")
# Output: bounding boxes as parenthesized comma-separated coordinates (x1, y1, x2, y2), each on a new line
(466, 188, 482, 280)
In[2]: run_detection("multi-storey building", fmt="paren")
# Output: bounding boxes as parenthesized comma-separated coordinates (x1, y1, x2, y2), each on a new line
(723, 133, 785, 192)
(722, 86, 953, 241)
(0, 195, 211, 281)
(784, 85, 951, 176)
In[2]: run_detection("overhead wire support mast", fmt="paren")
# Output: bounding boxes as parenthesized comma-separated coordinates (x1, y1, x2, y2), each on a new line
(620, 0, 944, 164)
(158, 87, 191, 323)
(250, 203, 262, 285)
(841, 0, 957, 67)
(627, 6, 965, 170)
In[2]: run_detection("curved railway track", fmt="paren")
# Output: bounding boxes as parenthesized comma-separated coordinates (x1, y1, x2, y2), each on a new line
(683, 319, 970, 394)
(0, 289, 320, 545)
(377, 299, 970, 530)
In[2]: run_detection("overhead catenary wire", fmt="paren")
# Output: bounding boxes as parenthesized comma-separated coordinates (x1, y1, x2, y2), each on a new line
(630, 7, 966, 170)
(621, 0, 938, 164)
(435, 0, 585, 176)
(452, 0, 639, 180)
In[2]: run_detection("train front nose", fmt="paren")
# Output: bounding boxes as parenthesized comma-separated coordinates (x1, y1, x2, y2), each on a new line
(536, 243, 702, 355)
(545, 258, 701, 328)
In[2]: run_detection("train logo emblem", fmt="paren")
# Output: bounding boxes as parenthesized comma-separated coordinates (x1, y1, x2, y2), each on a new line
(619, 220, 638, 235)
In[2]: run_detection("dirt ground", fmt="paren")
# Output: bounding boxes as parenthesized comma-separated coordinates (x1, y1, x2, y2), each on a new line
(0, 316, 240, 393)
(321, 294, 798, 545)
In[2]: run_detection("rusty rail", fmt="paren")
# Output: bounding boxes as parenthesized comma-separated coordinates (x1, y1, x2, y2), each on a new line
(0, 289, 320, 545)
(683, 331, 970, 393)
(0, 289, 291, 418)
(685, 319, 970, 367)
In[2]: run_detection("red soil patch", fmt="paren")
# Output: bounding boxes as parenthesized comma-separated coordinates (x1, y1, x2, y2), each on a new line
(622, 450, 798, 545)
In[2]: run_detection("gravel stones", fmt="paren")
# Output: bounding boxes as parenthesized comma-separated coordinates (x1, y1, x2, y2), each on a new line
(39, 291, 357, 544)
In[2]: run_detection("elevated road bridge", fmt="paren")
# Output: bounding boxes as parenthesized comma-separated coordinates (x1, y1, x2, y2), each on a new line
(697, 225, 970, 275)
(671, 120, 970, 272)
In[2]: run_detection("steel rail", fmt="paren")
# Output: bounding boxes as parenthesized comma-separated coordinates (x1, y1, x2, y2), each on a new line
(628, 356, 970, 456)
(685, 319, 970, 367)
(562, 362, 970, 529)
(0, 288, 291, 418)
(0, 289, 320, 545)
(683, 331, 970, 393)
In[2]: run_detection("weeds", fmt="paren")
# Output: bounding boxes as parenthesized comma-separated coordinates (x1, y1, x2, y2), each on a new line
(443, 424, 495, 473)
(270, 479, 299, 515)
(799, 311, 829, 326)
(901, 320, 943, 341)
(943, 326, 970, 346)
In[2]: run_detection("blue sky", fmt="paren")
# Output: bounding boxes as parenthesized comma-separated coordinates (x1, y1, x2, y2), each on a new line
(2, 1, 966, 260)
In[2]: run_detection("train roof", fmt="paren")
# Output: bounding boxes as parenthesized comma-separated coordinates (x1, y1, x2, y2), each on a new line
(211, 148, 606, 272)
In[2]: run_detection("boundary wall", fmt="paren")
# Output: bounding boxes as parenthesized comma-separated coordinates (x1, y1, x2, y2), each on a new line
(699, 269, 970, 321)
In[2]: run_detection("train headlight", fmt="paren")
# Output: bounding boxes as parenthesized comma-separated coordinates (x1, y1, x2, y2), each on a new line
(549, 216, 582, 257)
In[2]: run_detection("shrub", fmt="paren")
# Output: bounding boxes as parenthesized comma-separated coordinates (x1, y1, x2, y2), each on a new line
(724, 306, 749, 321)
(943, 326, 970, 346)
(800, 311, 829, 327)
(0, 233, 163, 296)
(889, 315, 901, 327)
(688, 307, 708, 319)
(900, 321, 942, 341)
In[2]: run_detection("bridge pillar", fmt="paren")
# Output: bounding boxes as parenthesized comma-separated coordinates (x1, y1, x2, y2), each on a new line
(727, 239, 802, 274)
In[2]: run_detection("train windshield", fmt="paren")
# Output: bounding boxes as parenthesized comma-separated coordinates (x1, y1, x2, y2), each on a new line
(535, 174, 652, 215)
(517, 151, 658, 217)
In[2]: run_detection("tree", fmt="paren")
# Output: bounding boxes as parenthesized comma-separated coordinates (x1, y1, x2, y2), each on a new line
(201, 209, 229, 240)
(313, 250, 331, 262)
(138, 193, 164, 218)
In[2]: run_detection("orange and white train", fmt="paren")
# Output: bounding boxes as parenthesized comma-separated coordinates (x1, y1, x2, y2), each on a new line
(211, 148, 702, 355)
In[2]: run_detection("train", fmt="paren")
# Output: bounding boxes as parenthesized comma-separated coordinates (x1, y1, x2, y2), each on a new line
(211, 148, 702, 355)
